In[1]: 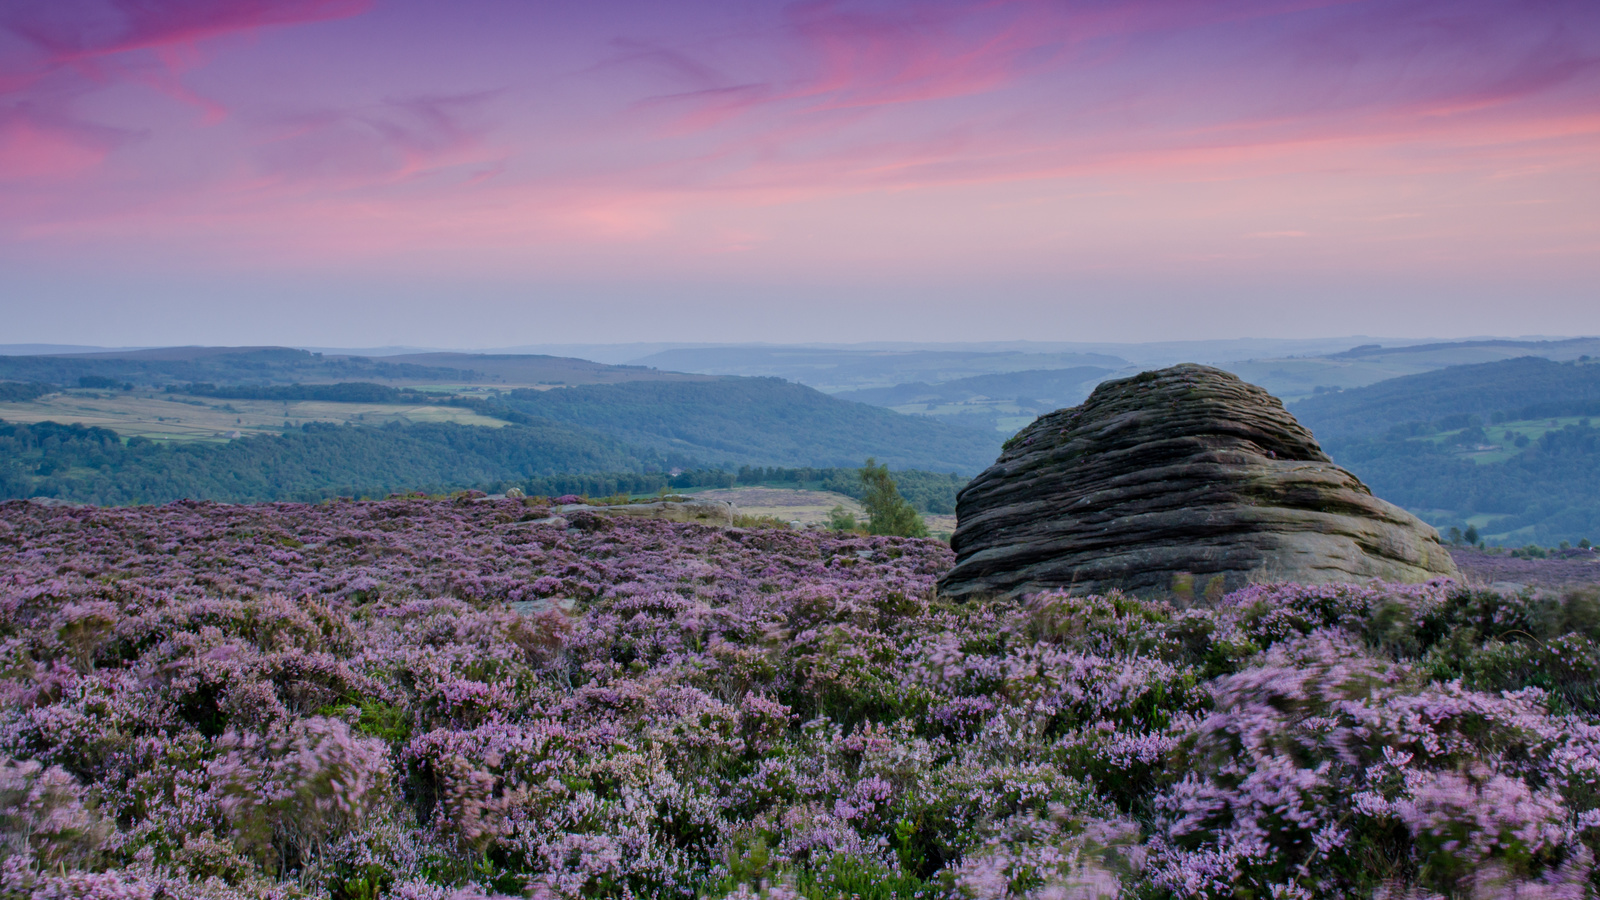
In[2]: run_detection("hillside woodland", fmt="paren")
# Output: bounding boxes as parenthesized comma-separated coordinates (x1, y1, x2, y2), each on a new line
(498, 379, 997, 472)
(7, 352, 1600, 543)
(1294, 357, 1600, 544)
(0, 419, 968, 512)
(0, 374, 994, 506)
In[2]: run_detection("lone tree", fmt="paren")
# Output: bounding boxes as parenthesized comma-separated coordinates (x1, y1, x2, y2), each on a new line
(859, 458, 929, 538)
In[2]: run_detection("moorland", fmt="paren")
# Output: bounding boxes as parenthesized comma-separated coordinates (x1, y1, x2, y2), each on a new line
(3, 341, 1600, 547)
(3, 340, 1600, 898)
(4, 497, 1599, 898)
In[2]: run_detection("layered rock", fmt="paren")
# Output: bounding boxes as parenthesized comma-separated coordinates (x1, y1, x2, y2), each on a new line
(939, 364, 1458, 598)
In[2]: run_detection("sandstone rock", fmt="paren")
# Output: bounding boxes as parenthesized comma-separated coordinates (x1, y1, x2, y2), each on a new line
(938, 364, 1459, 598)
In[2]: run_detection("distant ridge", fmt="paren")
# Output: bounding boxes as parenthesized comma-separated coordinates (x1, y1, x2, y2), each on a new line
(0, 344, 149, 356)
(1328, 337, 1600, 360)
(0, 346, 709, 388)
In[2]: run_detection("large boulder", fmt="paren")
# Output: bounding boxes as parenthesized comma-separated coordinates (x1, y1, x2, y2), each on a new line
(939, 364, 1458, 598)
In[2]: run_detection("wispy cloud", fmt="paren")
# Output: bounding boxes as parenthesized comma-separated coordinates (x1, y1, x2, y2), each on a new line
(1, 0, 373, 121)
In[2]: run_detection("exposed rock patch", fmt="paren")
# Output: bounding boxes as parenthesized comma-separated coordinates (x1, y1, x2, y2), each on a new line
(939, 364, 1458, 598)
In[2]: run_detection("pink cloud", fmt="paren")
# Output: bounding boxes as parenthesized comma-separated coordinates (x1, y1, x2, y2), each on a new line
(1, 0, 1596, 298)
(0, 119, 108, 179)
(3, 0, 372, 66)
(249, 92, 502, 190)
(0, 0, 373, 123)
(0, 106, 129, 179)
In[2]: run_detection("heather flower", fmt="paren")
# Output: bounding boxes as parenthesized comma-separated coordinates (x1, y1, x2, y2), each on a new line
(2, 499, 1597, 898)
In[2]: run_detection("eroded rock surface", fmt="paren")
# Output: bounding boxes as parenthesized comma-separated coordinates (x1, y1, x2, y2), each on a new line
(939, 364, 1458, 598)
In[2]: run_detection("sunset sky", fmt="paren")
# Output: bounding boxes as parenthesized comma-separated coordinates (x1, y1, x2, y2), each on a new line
(2, 0, 1597, 346)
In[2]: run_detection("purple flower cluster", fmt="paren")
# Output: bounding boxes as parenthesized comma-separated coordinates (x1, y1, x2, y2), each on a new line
(0, 498, 1596, 899)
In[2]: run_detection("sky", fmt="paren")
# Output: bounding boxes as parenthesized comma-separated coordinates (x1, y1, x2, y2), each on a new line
(1, 0, 1597, 347)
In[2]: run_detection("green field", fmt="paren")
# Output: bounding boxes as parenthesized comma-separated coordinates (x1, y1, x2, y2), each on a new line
(0, 389, 507, 441)
(1403, 415, 1595, 465)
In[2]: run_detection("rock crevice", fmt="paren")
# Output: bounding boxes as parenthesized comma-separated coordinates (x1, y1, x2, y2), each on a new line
(939, 364, 1458, 598)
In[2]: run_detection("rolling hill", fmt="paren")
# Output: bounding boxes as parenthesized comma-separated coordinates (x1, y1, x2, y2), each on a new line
(0, 364, 1003, 504)
(1291, 357, 1600, 546)
(501, 377, 1001, 473)
(629, 346, 1129, 392)
(1291, 356, 1600, 441)
(1226, 338, 1600, 400)
(0, 346, 709, 389)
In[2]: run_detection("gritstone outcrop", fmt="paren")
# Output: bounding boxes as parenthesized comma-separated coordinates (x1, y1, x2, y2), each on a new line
(938, 364, 1458, 598)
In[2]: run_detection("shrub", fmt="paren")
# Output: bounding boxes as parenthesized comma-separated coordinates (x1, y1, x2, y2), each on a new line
(858, 459, 928, 538)
(1, 500, 1597, 898)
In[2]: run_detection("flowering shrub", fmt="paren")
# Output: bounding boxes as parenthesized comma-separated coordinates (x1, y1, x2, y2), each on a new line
(0, 498, 1597, 898)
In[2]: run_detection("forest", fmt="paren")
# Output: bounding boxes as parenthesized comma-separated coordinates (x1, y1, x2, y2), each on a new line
(1292, 355, 1600, 439)
(0, 418, 967, 512)
(497, 377, 998, 471)
(0, 419, 649, 505)
(10, 354, 1600, 543)
(1295, 357, 1600, 544)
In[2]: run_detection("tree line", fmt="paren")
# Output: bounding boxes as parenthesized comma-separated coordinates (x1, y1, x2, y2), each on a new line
(0, 418, 969, 512)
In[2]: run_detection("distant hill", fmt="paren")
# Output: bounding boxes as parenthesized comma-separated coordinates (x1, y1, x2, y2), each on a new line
(1292, 357, 1600, 441)
(1289, 357, 1600, 546)
(372, 352, 711, 386)
(1325, 338, 1600, 362)
(629, 347, 1129, 393)
(836, 367, 1112, 409)
(0, 347, 707, 389)
(1224, 338, 1600, 400)
(502, 378, 1001, 473)
(0, 369, 1003, 505)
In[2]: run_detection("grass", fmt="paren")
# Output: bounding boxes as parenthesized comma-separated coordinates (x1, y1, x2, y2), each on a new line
(884, 398, 1043, 434)
(0, 389, 508, 440)
(1403, 415, 1595, 465)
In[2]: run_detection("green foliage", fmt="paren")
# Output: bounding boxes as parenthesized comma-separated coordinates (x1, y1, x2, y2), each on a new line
(1325, 422, 1600, 544)
(0, 381, 53, 402)
(795, 855, 927, 900)
(826, 504, 860, 532)
(183, 382, 434, 403)
(1410, 586, 1600, 714)
(858, 459, 929, 538)
(708, 852, 928, 900)
(521, 466, 966, 515)
(1292, 358, 1600, 544)
(502, 378, 998, 473)
(835, 366, 1112, 417)
(1293, 356, 1600, 442)
(78, 376, 131, 390)
(0, 419, 651, 505)
(732, 513, 794, 529)
(316, 698, 413, 746)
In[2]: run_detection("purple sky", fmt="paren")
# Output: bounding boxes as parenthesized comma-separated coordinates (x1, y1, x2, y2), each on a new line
(2, 0, 1597, 347)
